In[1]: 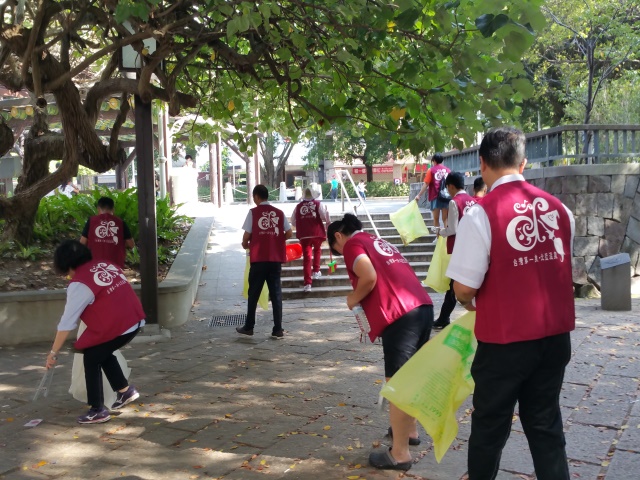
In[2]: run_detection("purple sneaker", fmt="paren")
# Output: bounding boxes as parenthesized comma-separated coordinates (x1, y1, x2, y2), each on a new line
(111, 385, 140, 410)
(77, 406, 111, 424)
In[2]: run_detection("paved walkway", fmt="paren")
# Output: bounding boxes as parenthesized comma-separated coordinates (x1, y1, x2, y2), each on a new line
(1, 201, 639, 480)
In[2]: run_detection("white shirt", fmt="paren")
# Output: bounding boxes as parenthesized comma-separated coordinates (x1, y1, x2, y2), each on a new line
(59, 184, 75, 198)
(438, 190, 465, 238)
(446, 174, 575, 289)
(57, 282, 144, 335)
(242, 201, 291, 233)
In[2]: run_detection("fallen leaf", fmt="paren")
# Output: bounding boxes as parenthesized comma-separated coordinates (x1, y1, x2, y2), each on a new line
(323, 426, 331, 430)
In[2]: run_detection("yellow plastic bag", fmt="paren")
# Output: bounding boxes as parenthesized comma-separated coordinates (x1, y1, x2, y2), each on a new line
(424, 236, 451, 293)
(381, 312, 477, 463)
(242, 254, 270, 310)
(389, 201, 431, 246)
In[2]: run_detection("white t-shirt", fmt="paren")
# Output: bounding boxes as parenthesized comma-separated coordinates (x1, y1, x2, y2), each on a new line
(242, 201, 291, 233)
(57, 282, 145, 335)
(446, 174, 575, 290)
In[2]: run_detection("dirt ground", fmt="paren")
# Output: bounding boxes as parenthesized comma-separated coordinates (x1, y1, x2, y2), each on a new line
(0, 256, 171, 292)
(0, 226, 189, 293)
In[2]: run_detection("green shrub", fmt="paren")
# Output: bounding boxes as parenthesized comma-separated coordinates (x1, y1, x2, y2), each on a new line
(320, 180, 408, 199)
(28, 187, 192, 264)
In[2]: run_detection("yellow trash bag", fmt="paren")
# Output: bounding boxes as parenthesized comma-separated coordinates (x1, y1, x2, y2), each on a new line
(424, 236, 451, 293)
(381, 312, 477, 463)
(389, 201, 431, 246)
(242, 254, 270, 310)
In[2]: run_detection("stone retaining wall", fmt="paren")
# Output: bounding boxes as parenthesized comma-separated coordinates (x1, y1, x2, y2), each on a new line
(468, 164, 640, 292)
(0, 216, 214, 346)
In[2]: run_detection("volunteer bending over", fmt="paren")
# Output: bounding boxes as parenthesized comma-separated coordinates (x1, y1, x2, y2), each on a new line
(327, 214, 433, 471)
(45, 240, 145, 424)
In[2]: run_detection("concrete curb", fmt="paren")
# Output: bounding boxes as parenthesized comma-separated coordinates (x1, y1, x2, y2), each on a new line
(0, 216, 214, 346)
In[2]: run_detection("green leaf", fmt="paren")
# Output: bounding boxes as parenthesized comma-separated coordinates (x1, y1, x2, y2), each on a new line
(475, 13, 510, 38)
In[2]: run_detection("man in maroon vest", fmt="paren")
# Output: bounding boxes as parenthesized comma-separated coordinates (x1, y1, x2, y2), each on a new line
(415, 153, 451, 230)
(432, 171, 476, 329)
(237, 185, 293, 338)
(447, 127, 575, 480)
(80, 197, 135, 268)
(291, 188, 330, 292)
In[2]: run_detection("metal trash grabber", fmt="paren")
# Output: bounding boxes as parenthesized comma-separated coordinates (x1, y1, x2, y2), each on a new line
(33, 368, 54, 401)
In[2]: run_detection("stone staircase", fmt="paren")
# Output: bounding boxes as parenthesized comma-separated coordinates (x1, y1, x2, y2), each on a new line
(282, 211, 435, 299)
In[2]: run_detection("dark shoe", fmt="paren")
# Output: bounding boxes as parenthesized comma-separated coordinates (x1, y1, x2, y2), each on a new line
(111, 385, 140, 410)
(369, 447, 412, 471)
(271, 329, 284, 339)
(236, 326, 254, 336)
(432, 318, 450, 329)
(387, 426, 421, 446)
(77, 406, 111, 424)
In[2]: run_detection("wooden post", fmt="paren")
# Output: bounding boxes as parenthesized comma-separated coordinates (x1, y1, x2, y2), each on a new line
(209, 142, 218, 206)
(216, 133, 223, 207)
(134, 95, 159, 324)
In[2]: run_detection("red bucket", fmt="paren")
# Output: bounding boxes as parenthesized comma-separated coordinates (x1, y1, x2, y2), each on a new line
(285, 243, 303, 262)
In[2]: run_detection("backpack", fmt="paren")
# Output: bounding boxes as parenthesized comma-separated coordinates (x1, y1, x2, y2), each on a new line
(437, 172, 451, 203)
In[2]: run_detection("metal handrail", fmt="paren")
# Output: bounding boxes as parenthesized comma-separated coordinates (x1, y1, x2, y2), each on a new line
(441, 124, 640, 173)
(334, 169, 380, 238)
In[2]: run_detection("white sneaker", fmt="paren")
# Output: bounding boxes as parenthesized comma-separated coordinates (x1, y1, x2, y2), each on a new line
(311, 271, 322, 280)
(303, 284, 312, 292)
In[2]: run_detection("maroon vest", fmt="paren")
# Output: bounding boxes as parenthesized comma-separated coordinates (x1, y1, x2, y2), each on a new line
(476, 181, 575, 344)
(88, 213, 126, 268)
(294, 199, 326, 239)
(250, 203, 286, 263)
(428, 164, 450, 201)
(344, 233, 432, 341)
(446, 192, 477, 254)
(72, 261, 145, 350)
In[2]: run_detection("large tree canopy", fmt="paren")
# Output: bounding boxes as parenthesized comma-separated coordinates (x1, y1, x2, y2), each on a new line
(0, 0, 543, 243)
(522, 0, 640, 128)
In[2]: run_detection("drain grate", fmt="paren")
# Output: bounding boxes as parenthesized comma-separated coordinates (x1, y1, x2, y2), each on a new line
(209, 314, 247, 328)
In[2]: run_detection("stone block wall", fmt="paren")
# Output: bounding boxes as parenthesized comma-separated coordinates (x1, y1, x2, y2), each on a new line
(525, 165, 640, 290)
(466, 164, 640, 292)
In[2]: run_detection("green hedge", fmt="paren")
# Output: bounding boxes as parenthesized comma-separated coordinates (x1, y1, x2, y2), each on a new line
(320, 181, 409, 199)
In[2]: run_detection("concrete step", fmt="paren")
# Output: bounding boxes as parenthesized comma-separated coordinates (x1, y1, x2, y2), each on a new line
(281, 271, 428, 289)
(286, 251, 433, 268)
(281, 282, 434, 300)
(281, 261, 431, 278)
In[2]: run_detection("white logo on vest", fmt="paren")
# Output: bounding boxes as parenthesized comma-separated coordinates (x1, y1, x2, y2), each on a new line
(258, 210, 280, 236)
(299, 201, 317, 217)
(90, 263, 127, 287)
(506, 197, 565, 261)
(94, 220, 119, 245)
(373, 237, 400, 257)
(434, 169, 448, 181)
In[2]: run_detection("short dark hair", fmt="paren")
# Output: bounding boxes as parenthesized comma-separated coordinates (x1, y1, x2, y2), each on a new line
(54, 240, 93, 275)
(185, 155, 193, 160)
(327, 213, 362, 256)
(445, 171, 465, 189)
(432, 153, 444, 164)
(253, 184, 269, 200)
(473, 177, 486, 193)
(478, 127, 525, 170)
(97, 197, 114, 210)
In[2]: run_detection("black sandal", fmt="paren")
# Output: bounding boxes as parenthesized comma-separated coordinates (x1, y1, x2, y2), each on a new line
(369, 447, 412, 471)
(387, 426, 421, 446)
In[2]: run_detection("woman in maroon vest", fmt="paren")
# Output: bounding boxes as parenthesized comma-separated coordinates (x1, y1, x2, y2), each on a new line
(45, 240, 145, 424)
(328, 214, 433, 471)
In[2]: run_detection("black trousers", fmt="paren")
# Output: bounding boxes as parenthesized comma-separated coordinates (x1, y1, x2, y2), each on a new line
(245, 261, 283, 333)
(84, 328, 139, 408)
(468, 332, 571, 480)
(437, 279, 457, 322)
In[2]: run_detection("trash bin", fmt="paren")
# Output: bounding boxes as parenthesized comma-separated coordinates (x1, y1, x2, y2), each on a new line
(409, 183, 429, 209)
(600, 253, 631, 311)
